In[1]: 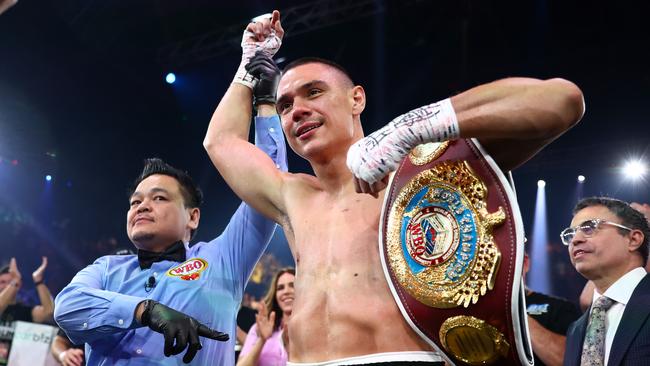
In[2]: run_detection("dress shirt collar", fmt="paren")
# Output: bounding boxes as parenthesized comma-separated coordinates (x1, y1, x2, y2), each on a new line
(593, 267, 647, 306)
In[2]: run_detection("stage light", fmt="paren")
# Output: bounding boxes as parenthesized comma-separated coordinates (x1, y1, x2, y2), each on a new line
(165, 73, 176, 84)
(529, 175, 550, 293)
(577, 175, 585, 183)
(622, 159, 647, 180)
(45, 175, 52, 182)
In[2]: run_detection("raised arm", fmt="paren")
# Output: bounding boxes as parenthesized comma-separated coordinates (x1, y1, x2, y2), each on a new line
(347, 77, 584, 192)
(204, 11, 288, 224)
(31, 256, 54, 323)
(0, 258, 21, 315)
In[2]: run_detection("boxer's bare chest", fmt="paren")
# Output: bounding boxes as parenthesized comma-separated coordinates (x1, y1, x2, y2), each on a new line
(283, 187, 385, 273)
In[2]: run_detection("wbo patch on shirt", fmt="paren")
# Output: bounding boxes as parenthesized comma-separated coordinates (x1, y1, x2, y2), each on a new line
(167, 258, 208, 281)
(526, 303, 550, 315)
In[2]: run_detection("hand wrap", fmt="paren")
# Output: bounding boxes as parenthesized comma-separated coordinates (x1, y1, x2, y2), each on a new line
(233, 13, 282, 89)
(347, 98, 459, 184)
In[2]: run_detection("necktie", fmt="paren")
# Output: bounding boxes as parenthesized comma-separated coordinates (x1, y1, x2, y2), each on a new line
(580, 296, 615, 366)
(137, 241, 186, 269)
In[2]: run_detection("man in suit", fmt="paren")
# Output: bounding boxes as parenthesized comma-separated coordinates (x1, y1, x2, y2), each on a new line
(562, 197, 650, 366)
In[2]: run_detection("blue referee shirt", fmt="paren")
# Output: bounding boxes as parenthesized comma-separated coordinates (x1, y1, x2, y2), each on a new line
(54, 116, 287, 366)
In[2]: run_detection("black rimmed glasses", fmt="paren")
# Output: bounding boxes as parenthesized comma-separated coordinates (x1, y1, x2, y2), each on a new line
(560, 219, 633, 246)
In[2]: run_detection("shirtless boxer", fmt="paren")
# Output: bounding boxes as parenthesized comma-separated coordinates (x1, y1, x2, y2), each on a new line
(204, 10, 585, 364)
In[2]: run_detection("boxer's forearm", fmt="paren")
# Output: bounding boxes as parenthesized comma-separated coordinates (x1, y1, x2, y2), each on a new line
(451, 77, 584, 170)
(206, 83, 254, 144)
(452, 77, 584, 142)
(347, 77, 584, 189)
(204, 77, 287, 223)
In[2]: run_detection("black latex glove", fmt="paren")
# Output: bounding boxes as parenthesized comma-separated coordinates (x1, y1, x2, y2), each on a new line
(245, 51, 281, 106)
(140, 300, 229, 363)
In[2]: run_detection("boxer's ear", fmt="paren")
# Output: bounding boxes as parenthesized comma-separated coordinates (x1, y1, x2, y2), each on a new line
(350, 85, 366, 115)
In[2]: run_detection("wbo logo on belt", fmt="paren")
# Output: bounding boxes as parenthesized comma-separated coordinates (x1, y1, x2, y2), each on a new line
(403, 187, 476, 276)
(167, 258, 208, 281)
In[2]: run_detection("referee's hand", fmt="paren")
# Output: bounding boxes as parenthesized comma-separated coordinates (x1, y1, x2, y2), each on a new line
(139, 300, 229, 363)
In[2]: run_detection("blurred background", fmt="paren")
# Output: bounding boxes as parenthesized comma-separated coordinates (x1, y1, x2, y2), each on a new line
(0, 0, 648, 305)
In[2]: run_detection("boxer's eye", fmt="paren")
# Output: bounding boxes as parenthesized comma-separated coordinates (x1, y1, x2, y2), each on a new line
(278, 102, 292, 114)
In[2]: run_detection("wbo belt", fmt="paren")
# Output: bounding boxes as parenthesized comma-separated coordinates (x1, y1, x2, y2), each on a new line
(380, 139, 533, 366)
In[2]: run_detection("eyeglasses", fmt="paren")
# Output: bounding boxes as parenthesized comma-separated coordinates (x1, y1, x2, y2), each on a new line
(560, 219, 633, 246)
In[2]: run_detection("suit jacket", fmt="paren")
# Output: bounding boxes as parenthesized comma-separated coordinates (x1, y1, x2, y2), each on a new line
(564, 274, 650, 366)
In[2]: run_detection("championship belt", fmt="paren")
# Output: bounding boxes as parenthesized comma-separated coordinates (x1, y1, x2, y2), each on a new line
(380, 138, 533, 366)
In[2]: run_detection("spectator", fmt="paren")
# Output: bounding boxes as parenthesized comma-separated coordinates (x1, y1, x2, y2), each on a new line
(238, 268, 294, 366)
(562, 197, 650, 365)
(0, 257, 53, 323)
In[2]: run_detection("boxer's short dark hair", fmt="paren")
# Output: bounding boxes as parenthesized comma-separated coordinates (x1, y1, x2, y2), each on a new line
(283, 57, 355, 87)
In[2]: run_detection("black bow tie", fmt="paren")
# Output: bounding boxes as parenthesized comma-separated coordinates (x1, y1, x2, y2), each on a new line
(137, 241, 186, 269)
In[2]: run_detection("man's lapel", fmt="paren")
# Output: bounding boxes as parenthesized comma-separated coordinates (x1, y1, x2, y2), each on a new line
(607, 274, 650, 366)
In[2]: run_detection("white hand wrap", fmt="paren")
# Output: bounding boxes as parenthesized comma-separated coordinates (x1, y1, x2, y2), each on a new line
(233, 13, 282, 89)
(347, 98, 459, 184)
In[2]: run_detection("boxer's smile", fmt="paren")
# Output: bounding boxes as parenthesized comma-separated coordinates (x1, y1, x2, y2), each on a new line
(296, 121, 323, 140)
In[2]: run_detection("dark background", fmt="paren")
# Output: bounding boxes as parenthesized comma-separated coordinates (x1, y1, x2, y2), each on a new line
(0, 0, 648, 304)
